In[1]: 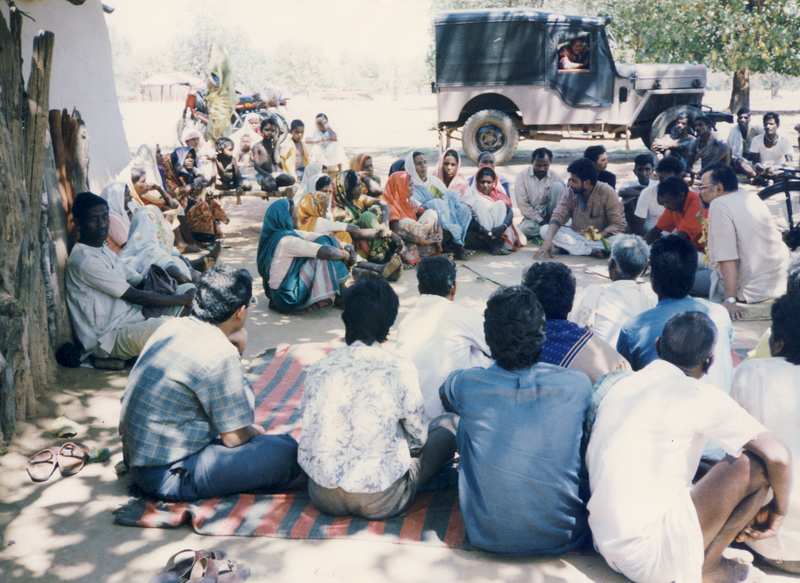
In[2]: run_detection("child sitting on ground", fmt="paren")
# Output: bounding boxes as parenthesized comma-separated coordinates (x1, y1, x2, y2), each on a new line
(212, 137, 252, 192)
(280, 119, 311, 180)
(236, 133, 254, 167)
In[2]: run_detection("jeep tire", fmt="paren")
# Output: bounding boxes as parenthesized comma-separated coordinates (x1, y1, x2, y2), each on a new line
(649, 105, 703, 151)
(462, 109, 519, 166)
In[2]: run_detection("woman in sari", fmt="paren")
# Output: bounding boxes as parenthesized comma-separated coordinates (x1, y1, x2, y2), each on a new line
(463, 166, 526, 255)
(205, 44, 236, 141)
(100, 182, 131, 254)
(435, 149, 470, 195)
(349, 153, 382, 195)
(405, 151, 475, 260)
(333, 169, 403, 266)
(382, 171, 443, 266)
(256, 199, 353, 314)
(293, 161, 325, 205)
(298, 175, 403, 280)
(168, 146, 229, 243)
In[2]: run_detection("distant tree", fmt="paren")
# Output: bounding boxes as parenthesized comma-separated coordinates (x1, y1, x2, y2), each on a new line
(273, 45, 333, 93)
(605, 0, 800, 112)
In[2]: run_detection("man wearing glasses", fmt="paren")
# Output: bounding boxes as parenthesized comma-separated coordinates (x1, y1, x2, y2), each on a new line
(119, 265, 301, 501)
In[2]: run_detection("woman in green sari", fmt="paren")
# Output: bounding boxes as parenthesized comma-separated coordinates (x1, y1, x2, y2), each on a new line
(205, 44, 236, 141)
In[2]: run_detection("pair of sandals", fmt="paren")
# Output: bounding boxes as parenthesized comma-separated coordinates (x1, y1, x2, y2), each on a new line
(27, 442, 89, 482)
(150, 550, 250, 583)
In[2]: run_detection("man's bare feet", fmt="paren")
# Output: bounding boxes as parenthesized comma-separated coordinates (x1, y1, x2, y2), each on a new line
(703, 557, 764, 583)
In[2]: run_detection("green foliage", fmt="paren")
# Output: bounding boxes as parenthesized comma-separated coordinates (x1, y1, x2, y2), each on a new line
(604, 0, 800, 76)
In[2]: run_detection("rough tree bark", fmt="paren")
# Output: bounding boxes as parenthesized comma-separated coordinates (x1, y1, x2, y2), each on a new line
(0, 9, 56, 441)
(729, 68, 750, 114)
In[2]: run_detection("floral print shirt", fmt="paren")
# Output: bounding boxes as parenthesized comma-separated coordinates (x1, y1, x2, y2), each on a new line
(299, 341, 427, 493)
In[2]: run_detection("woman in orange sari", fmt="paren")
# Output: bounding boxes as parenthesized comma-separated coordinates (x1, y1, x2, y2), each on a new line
(382, 171, 442, 266)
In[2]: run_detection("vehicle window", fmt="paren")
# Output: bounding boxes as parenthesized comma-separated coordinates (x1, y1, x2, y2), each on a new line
(557, 37, 590, 72)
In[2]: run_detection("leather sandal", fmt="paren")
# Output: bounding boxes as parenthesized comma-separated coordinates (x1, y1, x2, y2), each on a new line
(57, 442, 89, 477)
(27, 447, 60, 482)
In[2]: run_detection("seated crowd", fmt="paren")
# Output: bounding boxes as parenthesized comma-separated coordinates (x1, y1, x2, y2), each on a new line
(61, 113, 800, 582)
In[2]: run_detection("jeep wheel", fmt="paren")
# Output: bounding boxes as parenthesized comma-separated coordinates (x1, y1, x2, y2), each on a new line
(462, 110, 519, 166)
(649, 105, 703, 151)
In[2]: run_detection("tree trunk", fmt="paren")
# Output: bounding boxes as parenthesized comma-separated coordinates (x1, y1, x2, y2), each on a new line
(0, 9, 56, 440)
(729, 69, 750, 114)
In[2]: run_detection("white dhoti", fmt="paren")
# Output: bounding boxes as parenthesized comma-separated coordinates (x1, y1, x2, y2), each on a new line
(544, 224, 604, 256)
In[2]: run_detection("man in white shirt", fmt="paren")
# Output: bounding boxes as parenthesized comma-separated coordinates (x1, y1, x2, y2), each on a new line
(694, 163, 789, 319)
(396, 257, 491, 420)
(569, 234, 656, 347)
(513, 148, 565, 240)
(65, 192, 195, 363)
(632, 156, 685, 236)
(588, 311, 791, 583)
(299, 279, 457, 520)
(749, 111, 794, 185)
(618, 153, 655, 233)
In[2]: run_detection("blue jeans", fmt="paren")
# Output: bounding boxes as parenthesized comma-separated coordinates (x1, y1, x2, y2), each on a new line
(131, 434, 300, 502)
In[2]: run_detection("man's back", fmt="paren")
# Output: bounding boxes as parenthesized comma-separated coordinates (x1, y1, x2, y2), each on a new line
(443, 362, 591, 555)
(617, 296, 733, 392)
(396, 295, 491, 419)
(569, 280, 657, 347)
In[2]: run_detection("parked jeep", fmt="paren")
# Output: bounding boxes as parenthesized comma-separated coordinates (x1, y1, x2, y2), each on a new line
(433, 9, 732, 164)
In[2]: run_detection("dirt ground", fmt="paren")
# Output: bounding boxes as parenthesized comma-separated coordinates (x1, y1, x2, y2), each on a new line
(0, 92, 797, 583)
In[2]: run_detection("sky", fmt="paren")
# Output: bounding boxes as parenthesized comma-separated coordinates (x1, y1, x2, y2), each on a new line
(105, 0, 434, 63)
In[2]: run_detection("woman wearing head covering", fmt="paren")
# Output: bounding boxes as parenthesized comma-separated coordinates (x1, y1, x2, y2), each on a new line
(434, 149, 470, 195)
(294, 161, 325, 205)
(405, 150, 475, 260)
(256, 199, 354, 314)
(463, 166, 526, 255)
(333, 169, 402, 266)
(169, 146, 229, 243)
(389, 158, 405, 176)
(382, 171, 442, 266)
(349, 153, 383, 195)
(205, 44, 236, 141)
(99, 182, 131, 254)
(231, 113, 261, 161)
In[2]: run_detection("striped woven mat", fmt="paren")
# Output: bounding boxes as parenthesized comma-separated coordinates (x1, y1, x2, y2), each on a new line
(113, 341, 469, 548)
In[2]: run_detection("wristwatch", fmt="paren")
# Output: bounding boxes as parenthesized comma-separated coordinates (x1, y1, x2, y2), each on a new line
(724, 297, 737, 304)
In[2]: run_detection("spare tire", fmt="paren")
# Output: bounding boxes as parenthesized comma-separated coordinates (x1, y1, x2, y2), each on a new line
(649, 105, 703, 150)
(462, 109, 519, 166)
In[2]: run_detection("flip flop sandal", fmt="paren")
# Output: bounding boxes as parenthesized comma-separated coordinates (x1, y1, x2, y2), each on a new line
(57, 442, 89, 477)
(149, 550, 211, 583)
(185, 552, 236, 583)
(215, 559, 250, 583)
(27, 447, 60, 482)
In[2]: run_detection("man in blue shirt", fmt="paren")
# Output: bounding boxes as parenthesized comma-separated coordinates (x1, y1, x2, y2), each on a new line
(617, 235, 734, 393)
(441, 285, 592, 555)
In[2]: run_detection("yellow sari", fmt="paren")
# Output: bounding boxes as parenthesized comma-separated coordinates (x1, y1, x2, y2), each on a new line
(297, 191, 352, 245)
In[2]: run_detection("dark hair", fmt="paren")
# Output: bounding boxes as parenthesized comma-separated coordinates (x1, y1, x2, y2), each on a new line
(191, 265, 253, 325)
(342, 279, 399, 345)
(701, 162, 738, 192)
(417, 256, 456, 297)
(72, 191, 108, 224)
(657, 175, 689, 200)
(763, 111, 780, 126)
(342, 169, 360, 196)
(656, 155, 685, 175)
(476, 167, 496, 182)
(522, 261, 576, 319)
(634, 153, 654, 168)
(531, 147, 553, 162)
(484, 286, 546, 371)
(260, 115, 278, 131)
(650, 235, 697, 299)
(788, 253, 800, 292)
(771, 291, 800, 364)
(659, 312, 717, 373)
(737, 107, 751, 116)
(477, 151, 494, 164)
(215, 136, 234, 150)
(290, 119, 304, 131)
(675, 112, 690, 122)
(567, 157, 598, 185)
(443, 149, 459, 163)
(315, 113, 327, 120)
(130, 167, 146, 184)
(694, 114, 712, 127)
(315, 175, 333, 191)
(583, 144, 606, 163)
(412, 151, 424, 162)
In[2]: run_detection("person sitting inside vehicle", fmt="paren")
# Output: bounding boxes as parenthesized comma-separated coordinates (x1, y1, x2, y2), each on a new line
(644, 175, 705, 252)
(280, 119, 311, 180)
(119, 265, 301, 502)
(748, 111, 794, 186)
(534, 157, 627, 259)
(514, 147, 566, 241)
(587, 310, 791, 583)
(685, 115, 730, 184)
(65, 192, 195, 364)
(396, 257, 491, 421)
(253, 115, 297, 195)
(461, 166, 526, 256)
(522, 261, 630, 385)
(584, 145, 615, 188)
(299, 279, 458, 520)
(632, 155, 684, 236)
(732, 290, 800, 574)
(212, 137, 252, 193)
(558, 37, 590, 70)
(651, 111, 695, 163)
(441, 284, 592, 555)
(569, 234, 656, 347)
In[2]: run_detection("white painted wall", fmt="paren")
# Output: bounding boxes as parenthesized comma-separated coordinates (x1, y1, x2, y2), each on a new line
(12, 0, 130, 190)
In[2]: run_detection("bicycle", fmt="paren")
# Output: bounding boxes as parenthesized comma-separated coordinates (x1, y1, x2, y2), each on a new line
(758, 167, 800, 251)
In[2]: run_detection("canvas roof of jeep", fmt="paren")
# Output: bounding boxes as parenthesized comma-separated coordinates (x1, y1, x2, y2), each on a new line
(434, 9, 609, 27)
